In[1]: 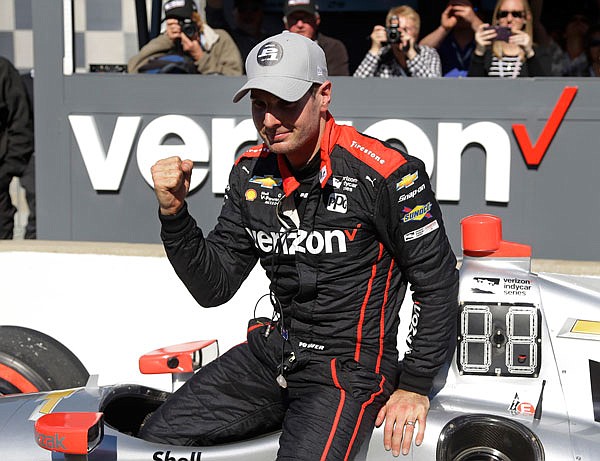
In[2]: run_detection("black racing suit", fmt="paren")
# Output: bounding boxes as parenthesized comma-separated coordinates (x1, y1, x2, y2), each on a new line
(140, 113, 458, 460)
(0, 57, 34, 239)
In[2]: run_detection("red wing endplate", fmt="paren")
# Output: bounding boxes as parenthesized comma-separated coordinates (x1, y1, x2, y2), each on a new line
(35, 412, 104, 455)
(139, 339, 218, 374)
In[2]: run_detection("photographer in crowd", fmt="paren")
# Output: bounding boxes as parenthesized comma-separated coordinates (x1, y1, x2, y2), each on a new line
(128, 0, 242, 75)
(468, 0, 550, 77)
(354, 5, 441, 78)
(419, 0, 483, 77)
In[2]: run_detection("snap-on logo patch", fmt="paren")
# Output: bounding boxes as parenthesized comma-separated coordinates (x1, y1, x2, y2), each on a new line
(256, 42, 283, 66)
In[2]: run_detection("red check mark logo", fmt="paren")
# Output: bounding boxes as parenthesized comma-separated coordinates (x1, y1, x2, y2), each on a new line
(512, 86, 577, 167)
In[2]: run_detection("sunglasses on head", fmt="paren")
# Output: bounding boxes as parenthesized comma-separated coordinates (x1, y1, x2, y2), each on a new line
(497, 10, 525, 19)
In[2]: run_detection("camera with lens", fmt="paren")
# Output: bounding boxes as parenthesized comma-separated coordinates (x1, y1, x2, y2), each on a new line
(179, 18, 199, 40)
(386, 15, 402, 44)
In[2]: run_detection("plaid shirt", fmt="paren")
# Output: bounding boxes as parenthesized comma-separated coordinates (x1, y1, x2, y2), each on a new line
(353, 44, 441, 78)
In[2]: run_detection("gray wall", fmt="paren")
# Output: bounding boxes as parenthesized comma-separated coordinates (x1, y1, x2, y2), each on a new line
(33, 0, 600, 261)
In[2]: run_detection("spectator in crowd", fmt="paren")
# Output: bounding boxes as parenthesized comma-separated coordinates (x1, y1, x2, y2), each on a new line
(533, 4, 592, 76)
(206, 0, 271, 64)
(19, 70, 36, 239)
(128, 0, 242, 75)
(420, 0, 483, 77)
(530, 0, 568, 75)
(283, 0, 350, 76)
(559, 13, 592, 75)
(354, 5, 442, 78)
(0, 57, 34, 239)
(583, 24, 600, 76)
(469, 0, 550, 77)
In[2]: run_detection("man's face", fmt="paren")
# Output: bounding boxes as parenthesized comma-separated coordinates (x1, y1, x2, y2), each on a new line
(250, 85, 327, 163)
(285, 11, 319, 40)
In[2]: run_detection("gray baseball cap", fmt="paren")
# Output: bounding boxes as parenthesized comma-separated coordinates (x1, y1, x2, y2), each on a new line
(232, 31, 328, 103)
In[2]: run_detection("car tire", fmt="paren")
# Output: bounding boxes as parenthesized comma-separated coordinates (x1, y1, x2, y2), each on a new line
(0, 326, 89, 395)
(436, 414, 545, 461)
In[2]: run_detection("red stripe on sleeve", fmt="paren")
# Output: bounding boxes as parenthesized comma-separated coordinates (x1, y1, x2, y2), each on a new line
(376, 260, 395, 373)
(354, 244, 384, 362)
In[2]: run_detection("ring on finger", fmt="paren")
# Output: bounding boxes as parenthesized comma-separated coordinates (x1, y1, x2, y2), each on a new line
(405, 420, 415, 426)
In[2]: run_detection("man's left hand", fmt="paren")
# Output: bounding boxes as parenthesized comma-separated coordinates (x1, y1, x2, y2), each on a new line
(376, 389, 429, 456)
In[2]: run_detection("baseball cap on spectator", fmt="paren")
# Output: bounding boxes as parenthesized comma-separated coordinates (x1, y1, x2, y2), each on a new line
(232, 31, 328, 103)
(164, 0, 197, 20)
(283, 0, 318, 17)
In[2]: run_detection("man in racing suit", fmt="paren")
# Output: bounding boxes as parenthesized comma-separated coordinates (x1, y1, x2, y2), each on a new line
(141, 31, 458, 459)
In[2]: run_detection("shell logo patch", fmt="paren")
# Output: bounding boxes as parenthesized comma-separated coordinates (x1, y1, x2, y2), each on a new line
(249, 176, 282, 189)
(245, 189, 257, 201)
(402, 203, 432, 222)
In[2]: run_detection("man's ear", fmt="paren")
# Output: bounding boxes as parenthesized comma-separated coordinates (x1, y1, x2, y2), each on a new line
(319, 80, 332, 110)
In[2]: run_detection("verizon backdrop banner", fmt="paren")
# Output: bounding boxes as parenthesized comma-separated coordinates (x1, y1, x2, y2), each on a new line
(34, 74, 599, 261)
(67, 87, 576, 201)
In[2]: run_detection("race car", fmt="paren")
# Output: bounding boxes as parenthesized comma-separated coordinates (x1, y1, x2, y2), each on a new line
(1, 214, 599, 460)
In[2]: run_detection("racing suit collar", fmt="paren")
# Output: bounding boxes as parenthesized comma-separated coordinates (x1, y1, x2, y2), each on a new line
(277, 111, 339, 196)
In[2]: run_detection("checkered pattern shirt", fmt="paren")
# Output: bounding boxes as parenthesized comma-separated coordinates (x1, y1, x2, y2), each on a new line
(353, 45, 441, 78)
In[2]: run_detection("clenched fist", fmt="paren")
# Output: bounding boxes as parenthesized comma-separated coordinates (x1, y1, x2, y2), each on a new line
(151, 156, 193, 215)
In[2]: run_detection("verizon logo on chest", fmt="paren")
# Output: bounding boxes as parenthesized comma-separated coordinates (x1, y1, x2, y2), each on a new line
(246, 228, 349, 255)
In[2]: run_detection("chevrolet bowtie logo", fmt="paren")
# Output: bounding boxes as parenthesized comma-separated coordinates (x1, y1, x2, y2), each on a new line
(396, 171, 418, 190)
(249, 176, 282, 189)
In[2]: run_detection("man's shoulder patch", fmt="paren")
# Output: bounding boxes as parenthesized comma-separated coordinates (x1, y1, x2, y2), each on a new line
(235, 144, 271, 165)
(336, 126, 407, 178)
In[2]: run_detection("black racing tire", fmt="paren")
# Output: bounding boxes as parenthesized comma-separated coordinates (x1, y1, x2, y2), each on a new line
(436, 414, 545, 461)
(0, 326, 89, 395)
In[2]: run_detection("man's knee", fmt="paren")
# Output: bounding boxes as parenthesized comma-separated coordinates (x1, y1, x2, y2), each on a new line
(138, 408, 196, 446)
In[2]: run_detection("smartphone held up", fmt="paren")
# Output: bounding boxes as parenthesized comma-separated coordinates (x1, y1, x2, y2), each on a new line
(485, 25, 512, 41)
